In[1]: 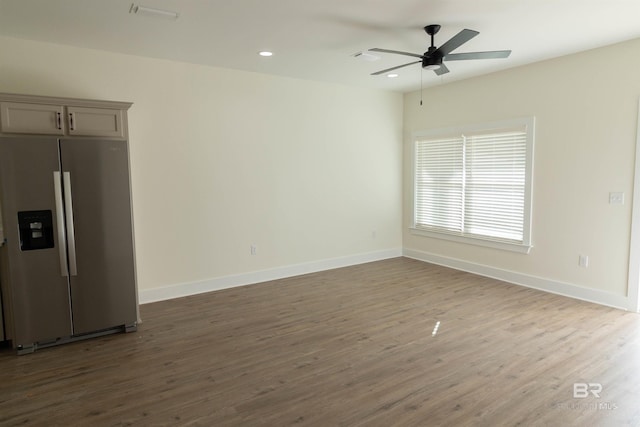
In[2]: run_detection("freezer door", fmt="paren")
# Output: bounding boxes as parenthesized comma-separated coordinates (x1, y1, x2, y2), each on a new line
(59, 139, 137, 335)
(0, 137, 73, 346)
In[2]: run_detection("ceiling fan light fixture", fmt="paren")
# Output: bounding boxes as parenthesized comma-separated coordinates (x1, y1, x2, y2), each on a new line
(423, 64, 441, 71)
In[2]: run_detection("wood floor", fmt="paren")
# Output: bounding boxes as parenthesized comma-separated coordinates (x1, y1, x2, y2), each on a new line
(1, 257, 639, 426)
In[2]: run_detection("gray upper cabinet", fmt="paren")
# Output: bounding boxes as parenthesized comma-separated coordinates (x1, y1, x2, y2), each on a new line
(0, 94, 131, 139)
(0, 102, 65, 135)
(67, 106, 124, 138)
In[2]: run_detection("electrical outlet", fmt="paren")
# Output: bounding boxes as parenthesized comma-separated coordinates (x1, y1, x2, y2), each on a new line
(609, 192, 624, 205)
(579, 255, 589, 268)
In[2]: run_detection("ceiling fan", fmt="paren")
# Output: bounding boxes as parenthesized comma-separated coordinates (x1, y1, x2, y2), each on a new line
(370, 24, 511, 76)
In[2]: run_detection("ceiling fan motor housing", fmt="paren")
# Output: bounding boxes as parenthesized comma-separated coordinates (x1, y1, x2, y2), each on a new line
(422, 46, 443, 69)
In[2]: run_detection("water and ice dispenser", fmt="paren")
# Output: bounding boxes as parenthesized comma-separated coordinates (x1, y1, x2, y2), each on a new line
(17, 210, 54, 251)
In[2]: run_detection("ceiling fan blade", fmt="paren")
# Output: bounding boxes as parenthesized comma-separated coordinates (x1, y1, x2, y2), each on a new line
(434, 63, 450, 76)
(445, 50, 511, 61)
(369, 48, 423, 59)
(436, 29, 479, 56)
(371, 60, 422, 75)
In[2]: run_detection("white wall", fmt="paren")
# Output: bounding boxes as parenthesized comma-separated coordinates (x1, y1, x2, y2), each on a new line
(403, 37, 640, 309)
(4, 33, 638, 310)
(0, 36, 403, 301)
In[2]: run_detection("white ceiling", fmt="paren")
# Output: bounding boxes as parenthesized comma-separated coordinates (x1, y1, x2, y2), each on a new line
(1, 0, 640, 93)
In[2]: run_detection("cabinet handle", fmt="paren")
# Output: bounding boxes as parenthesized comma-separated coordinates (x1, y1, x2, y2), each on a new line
(56, 112, 62, 130)
(69, 112, 75, 131)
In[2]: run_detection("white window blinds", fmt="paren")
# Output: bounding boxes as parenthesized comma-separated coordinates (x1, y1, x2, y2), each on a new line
(415, 136, 464, 233)
(464, 131, 526, 242)
(413, 119, 533, 251)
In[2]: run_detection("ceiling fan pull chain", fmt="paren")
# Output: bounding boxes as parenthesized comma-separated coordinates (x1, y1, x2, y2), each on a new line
(420, 68, 424, 106)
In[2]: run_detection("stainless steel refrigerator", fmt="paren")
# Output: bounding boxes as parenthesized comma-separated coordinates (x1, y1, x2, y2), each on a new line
(0, 136, 137, 354)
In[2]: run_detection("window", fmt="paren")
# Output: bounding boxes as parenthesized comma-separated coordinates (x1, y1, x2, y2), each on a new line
(412, 118, 534, 253)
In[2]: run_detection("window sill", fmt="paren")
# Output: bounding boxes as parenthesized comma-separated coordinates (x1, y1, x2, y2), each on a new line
(409, 227, 532, 254)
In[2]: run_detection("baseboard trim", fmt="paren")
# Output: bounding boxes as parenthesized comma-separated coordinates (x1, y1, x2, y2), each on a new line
(139, 248, 403, 304)
(403, 248, 632, 311)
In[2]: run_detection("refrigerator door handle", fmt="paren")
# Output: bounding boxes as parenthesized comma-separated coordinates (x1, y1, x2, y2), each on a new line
(62, 172, 78, 276)
(53, 171, 69, 277)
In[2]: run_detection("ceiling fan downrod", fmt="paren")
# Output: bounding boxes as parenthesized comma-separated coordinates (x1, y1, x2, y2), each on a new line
(424, 24, 441, 48)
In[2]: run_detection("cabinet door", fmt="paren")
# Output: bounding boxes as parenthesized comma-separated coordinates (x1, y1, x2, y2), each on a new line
(67, 106, 124, 138)
(0, 102, 65, 135)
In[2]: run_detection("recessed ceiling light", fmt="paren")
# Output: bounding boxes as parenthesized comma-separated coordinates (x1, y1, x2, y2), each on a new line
(387, 73, 399, 78)
(258, 51, 273, 57)
(130, 4, 179, 20)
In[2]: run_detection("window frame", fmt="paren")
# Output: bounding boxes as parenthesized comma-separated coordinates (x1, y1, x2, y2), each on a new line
(410, 117, 535, 254)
